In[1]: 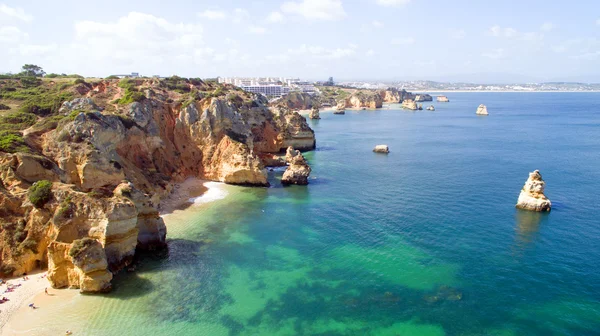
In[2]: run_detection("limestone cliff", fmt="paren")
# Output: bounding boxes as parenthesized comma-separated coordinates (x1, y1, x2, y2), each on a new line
(379, 88, 414, 103)
(414, 94, 433, 102)
(309, 107, 321, 120)
(338, 91, 383, 109)
(402, 99, 419, 110)
(0, 76, 315, 291)
(516, 170, 551, 212)
(437, 96, 450, 102)
(276, 92, 317, 110)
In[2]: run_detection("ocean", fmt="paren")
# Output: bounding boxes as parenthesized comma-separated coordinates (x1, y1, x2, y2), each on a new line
(16, 93, 600, 335)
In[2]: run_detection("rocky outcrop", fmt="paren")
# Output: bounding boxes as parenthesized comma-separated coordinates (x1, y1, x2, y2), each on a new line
(276, 92, 316, 110)
(282, 147, 311, 185)
(402, 99, 419, 110)
(309, 106, 321, 119)
(414, 94, 433, 102)
(426, 105, 435, 111)
(437, 96, 449, 102)
(516, 170, 551, 212)
(338, 91, 383, 109)
(476, 104, 489, 115)
(379, 88, 414, 103)
(0, 78, 315, 292)
(373, 145, 389, 153)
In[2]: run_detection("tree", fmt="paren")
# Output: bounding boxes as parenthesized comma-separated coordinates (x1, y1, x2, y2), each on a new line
(21, 64, 45, 77)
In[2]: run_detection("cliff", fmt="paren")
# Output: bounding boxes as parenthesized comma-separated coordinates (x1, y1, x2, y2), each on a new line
(379, 88, 414, 103)
(516, 170, 551, 212)
(0, 76, 315, 291)
(414, 94, 433, 102)
(338, 91, 383, 109)
(276, 92, 317, 110)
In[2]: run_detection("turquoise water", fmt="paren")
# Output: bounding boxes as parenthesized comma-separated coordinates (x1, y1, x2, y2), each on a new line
(37, 93, 600, 335)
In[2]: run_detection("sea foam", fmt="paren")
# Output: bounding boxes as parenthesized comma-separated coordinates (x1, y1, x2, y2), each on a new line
(189, 181, 228, 204)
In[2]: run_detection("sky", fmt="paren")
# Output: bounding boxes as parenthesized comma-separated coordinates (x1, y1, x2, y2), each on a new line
(1, 0, 600, 83)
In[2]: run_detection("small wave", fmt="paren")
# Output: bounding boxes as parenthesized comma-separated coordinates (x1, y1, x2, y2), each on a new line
(189, 182, 228, 204)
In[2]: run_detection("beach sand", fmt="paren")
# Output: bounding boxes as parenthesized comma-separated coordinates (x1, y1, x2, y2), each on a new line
(0, 271, 50, 333)
(159, 177, 209, 215)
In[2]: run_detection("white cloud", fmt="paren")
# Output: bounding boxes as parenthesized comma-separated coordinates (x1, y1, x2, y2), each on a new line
(488, 25, 543, 41)
(232, 8, 249, 23)
(372, 20, 384, 28)
(10, 43, 58, 56)
(72, 12, 203, 67)
(540, 22, 554, 32)
(391, 37, 415, 45)
(267, 11, 284, 23)
(0, 4, 33, 22)
(482, 48, 505, 59)
(0, 26, 28, 43)
(366, 49, 375, 56)
(450, 29, 466, 39)
(249, 25, 267, 34)
(198, 9, 227, 20)
(281, 0, 346, 21)
(375, 0, 411, 6)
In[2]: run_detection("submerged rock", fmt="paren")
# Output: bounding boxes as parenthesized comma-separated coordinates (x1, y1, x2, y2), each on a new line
(476, 104, 489, 115)
(373, 145, 390, 153)
(516, 170, 552, 212)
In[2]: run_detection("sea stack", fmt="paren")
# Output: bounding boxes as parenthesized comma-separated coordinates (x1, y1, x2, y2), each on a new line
(437, 95, 449, 102)
(373, 145, 390, 154)
(282, 148, 312, 185)
(401, 99, 418, 110)
(476, 104, 489, 115)
(309, 106, 321, 119)
(426, 105, 435, 111)
(516, 170, 551, 212)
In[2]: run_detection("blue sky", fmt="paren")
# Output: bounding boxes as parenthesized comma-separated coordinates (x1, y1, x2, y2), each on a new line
(1, 0, 600, 82)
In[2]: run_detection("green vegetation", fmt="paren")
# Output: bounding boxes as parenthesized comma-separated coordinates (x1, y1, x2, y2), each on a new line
(69, 237, 96, 259)
(0, 103, 10, 110)
(54, 195, 74, 223)
(27, 180, 53, 208)
(105, 75, 120, 80)
(162, 76, 192, 93)
(20, 238, 39, 254)
(73, 78, 86, 85)
(0, 131, 29, 153)
(21, 64, 45, 77)
(45, 73, 83, 79)
(0, 80, 73, 116)
(117, 79, 146, 104)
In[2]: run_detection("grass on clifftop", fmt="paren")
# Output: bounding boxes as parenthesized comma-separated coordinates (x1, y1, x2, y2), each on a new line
(116, 79, 146, 104)
(0, 78, 73, 116)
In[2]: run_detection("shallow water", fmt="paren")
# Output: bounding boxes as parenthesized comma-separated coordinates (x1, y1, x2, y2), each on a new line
(19, 93, 600, 335)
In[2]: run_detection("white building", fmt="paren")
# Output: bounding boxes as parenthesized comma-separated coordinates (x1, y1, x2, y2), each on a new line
(241, 85, 285, 97)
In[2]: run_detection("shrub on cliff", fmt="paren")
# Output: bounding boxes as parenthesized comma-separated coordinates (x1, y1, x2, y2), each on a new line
(69, 238, 96, 259)
(0, 131, 29, 153)
(0, 103, 10, 110)
(28, 180, 53, 208)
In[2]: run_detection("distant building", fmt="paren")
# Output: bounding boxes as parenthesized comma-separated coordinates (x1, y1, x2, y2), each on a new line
(112, 72, 140, 78)
(241, 84, 285, 97)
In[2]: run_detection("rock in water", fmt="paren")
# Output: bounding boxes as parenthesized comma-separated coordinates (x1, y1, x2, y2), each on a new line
(436, 95, 449, 102)
(426, 105, 435, 111)
(476, 104, 489, 115)
(516, 170, 551, 212)
(401, 99, 418, 110)
(373, 145, 390, 154)
(282, 148, 311, 185)
(309, 107, 321, 119)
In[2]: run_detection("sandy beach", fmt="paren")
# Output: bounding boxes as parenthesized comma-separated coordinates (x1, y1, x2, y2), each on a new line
(0, 271, 50, 333)
(159, 177, 209, 215)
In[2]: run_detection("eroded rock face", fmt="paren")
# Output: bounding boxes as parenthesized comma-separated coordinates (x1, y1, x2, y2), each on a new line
(0, 80, 316, 291)
(379, 89, 414, 103)
(338, 91, 383, 109)
(309, 107, 321, 120)
(476, 104, 489, 115)
(277, 92, 316, 110)
(402, 99, 419, 110)
(282, 147, 311, 185)
(516, 170, 551, 212)
(414, 94, 433, 102)
(437, 96, 449, 102)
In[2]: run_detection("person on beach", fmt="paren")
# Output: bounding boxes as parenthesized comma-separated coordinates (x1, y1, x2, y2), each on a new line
(28, 303, 37, 309)
(45, 287, 49, 295)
